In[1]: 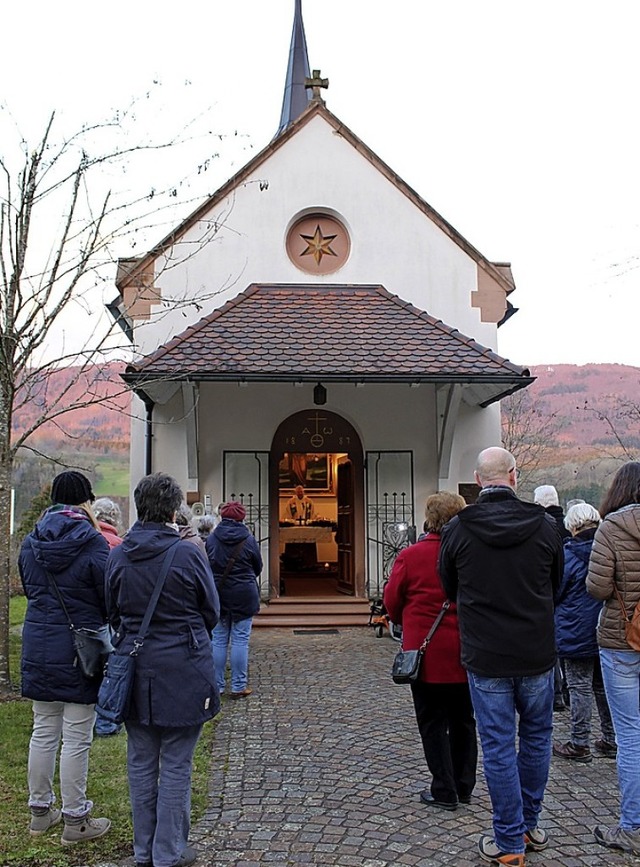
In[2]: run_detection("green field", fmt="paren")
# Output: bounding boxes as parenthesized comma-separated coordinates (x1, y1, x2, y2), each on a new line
(92, 456, 130, 498)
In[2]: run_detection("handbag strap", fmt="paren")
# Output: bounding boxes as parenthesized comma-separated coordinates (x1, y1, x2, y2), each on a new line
(612, 581, 631, 623)
(131, 540, 180, 655)
(217, 537, 249, 590)
(417, 600, 451, 652)
(45, 570, 76, 630)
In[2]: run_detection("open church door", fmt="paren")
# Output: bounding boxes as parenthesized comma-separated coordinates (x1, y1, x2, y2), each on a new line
(270, 410, 366, 599)
(336, 460, 355, 594)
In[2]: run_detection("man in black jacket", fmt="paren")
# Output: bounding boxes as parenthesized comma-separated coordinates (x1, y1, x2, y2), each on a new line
(439, 447, 563, 867)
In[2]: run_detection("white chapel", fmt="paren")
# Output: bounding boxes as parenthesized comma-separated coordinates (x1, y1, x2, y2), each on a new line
(110, 0, 532, 621)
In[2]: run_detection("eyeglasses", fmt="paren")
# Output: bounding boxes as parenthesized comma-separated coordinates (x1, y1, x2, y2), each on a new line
(509, 466, 521, 480)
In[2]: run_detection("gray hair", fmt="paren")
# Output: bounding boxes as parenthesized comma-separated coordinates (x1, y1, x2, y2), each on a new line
(534, 485, 559, 508)
(93, 497, 122, 529)
(175, 503, 194, 526)
(195, 514, 216, 539)
(564, 502, 601, 534)
(134, 473, 183, 523)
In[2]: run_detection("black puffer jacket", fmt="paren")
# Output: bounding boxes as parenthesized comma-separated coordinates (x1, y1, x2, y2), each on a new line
(587, 504, 640, 650)
(19, 506, 109, 703)
(439, 486, 564, 677)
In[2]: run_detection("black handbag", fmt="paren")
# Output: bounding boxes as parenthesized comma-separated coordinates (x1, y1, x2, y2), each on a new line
(46, 572, 113, 678)
(97, 541, 179, 724)
(391, 600, 450, 684)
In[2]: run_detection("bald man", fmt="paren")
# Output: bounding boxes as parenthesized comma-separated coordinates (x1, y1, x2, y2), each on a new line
(439, 447, 563, 867)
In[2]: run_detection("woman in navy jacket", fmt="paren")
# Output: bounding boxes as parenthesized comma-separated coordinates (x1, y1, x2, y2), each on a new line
(206, 500, 262, 698)
(105, 473, 219, 867)
(553, 502, 615, 763)
(19, 471, 111, 844)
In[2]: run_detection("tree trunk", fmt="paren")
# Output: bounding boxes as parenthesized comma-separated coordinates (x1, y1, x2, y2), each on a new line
(0, 453, 13, 688)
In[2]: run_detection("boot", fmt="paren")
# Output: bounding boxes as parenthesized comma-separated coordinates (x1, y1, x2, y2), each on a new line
(29, 806, 62, 836)
(61, 815, 111, 845)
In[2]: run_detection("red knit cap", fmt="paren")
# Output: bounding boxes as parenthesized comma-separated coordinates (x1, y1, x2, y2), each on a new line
(220, 501, 246, 522)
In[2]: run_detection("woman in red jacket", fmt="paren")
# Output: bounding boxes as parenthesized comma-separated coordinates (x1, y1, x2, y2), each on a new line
(384, 491, 476, 811)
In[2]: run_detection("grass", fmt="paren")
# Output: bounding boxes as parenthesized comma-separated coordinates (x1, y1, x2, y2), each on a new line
(92, 457, 130, 499)
(1, 596, 218, 866)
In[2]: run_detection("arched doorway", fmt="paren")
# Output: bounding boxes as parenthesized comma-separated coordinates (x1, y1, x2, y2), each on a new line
(269, 410, 365, 599)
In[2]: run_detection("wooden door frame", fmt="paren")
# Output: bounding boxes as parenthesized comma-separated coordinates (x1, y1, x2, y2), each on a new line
(269, 409, 365, 599)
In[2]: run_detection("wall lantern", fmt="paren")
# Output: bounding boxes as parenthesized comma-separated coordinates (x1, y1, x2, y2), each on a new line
(313, 382, 327, 405)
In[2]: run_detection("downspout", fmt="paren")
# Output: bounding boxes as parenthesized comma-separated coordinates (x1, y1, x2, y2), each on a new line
(141, 393, 155, 476)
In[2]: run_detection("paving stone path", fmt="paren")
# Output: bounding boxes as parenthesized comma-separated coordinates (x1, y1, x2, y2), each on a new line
(180, 627, 640, 866)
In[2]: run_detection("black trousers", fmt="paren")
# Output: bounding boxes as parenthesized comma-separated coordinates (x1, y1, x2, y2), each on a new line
(410, 680, 478, 804)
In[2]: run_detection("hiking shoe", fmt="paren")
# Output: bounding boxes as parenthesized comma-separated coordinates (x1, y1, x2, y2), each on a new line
(594, 738, 617, 758)
(231, 687, 253, 699)
(29, 807, 62, 836)
(553, 741, 592, 762)
(61, 816, 111, 845)
(478, 834, 525, 865)
(524, 826, 549, 851)
(175, 846, 197, 866)
(594, 825, 640, 855)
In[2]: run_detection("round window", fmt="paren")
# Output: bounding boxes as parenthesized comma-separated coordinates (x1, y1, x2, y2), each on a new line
(286, 213, 350, 275)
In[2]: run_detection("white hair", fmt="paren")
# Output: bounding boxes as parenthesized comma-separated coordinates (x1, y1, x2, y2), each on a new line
(564, 502, 601, 534)
(93, 497, 122, 528)
(533, 485, 559, 508)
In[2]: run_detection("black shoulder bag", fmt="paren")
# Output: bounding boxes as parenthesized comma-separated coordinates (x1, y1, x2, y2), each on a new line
(391, 600, 451, 684)
(46, 571, 113, 679)
(97, 541, 180, 724)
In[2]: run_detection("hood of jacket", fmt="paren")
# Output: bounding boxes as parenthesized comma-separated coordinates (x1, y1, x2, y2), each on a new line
(213, 518, 250, 545)
(457, 486, 549, 549)
(603, 504, 640, 544)
(564, 529, 596, 566)
(120, 520, 181, 561)
(30, 506, 100, 575)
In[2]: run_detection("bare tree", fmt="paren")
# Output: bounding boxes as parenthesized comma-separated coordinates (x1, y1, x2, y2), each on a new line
(501, 389, 559, 489)
(0, 104, 229, 687)
(581, 397, 640, 462)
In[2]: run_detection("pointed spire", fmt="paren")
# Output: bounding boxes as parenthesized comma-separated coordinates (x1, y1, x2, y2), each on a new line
(276, 0, 312, 136)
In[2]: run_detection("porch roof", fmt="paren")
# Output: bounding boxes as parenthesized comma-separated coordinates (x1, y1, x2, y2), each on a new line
(124, 284, 533, 407)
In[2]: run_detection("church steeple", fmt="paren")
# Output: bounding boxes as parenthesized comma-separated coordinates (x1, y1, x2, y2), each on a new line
(276, 0, 312, 136)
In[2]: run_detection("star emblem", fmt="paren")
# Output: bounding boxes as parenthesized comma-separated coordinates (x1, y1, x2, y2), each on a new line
(299, 224, 338, 265)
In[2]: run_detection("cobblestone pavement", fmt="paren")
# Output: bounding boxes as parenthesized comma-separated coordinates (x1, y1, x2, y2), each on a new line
(174, 628, 639, 867)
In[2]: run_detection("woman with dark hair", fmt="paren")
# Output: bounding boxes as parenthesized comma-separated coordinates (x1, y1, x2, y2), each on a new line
(587, 462, 640, 855)
(206, 501, 262, 698)
(105, 473, 220, 867)
(384, 491, 476, 810)
(19, 471, 111, 844)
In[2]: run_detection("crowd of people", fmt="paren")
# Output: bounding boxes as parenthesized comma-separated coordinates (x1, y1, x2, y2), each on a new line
(16, 453, 640, 865)
(18, 470, 255, 867)
(385, 450, 640, 865)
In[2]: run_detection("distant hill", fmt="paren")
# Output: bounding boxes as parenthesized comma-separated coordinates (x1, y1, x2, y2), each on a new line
(11, 360, 640, 459)
(527, 363, 640, 458)
(12, 363, 131, 453)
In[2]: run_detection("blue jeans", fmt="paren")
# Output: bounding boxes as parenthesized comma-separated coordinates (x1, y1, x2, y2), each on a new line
(599, 648, 640, 831)
(126, 721, 202, 867)
(468, 670, 554, 854)
(212, 616, 253, 693)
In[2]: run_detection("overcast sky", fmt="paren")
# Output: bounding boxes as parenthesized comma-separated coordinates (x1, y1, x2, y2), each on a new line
(2, 0, 639, 368)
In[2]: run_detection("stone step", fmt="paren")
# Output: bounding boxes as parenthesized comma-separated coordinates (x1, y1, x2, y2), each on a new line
(254, 598, 372, 628)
